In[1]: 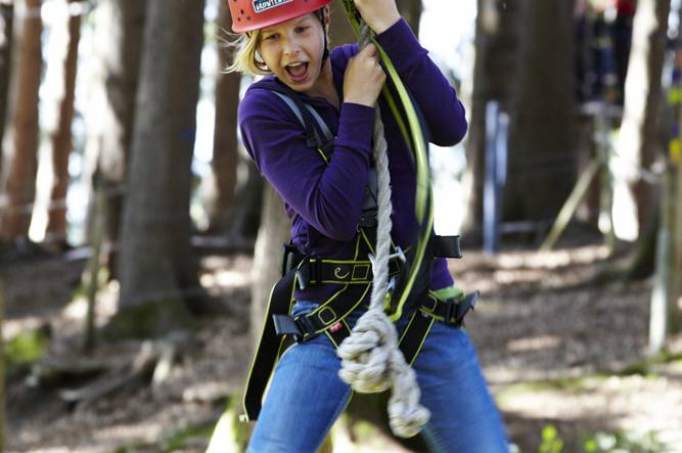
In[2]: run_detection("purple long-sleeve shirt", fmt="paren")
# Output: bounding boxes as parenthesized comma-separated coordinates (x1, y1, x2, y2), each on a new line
(239, 18, 467, 302)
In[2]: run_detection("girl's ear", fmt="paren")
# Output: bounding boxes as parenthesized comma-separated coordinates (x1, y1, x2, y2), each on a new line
(255, 49, 270, 73)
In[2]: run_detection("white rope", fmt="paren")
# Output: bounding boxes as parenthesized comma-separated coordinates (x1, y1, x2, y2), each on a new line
(336, 22, 430, 439)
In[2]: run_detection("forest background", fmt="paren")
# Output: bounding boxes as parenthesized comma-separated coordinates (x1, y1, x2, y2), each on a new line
(1, 0, 682, 451)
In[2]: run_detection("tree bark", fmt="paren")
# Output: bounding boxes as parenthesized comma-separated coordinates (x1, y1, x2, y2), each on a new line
(45, 0, 82, 243)
(116, 0, 206, 335)
(504, 0, 577, 223)
(205, 1, 240, 234)
(0, 0, 43, 239)
(250, 185, 291, 346)
(84, 0, 146, 279)
(463, 0, 522, 236)
(615, 0, 670, 239)
(0, 278, 5, 450)
(674, 159, 682, 334)
(0, 0, 13, 168)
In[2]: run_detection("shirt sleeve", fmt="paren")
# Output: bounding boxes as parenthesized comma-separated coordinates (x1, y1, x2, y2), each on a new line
(239, 89, 376, 241)
(375, 18, 467, 146)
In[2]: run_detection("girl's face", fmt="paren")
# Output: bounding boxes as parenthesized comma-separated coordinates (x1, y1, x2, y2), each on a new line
(258, 13, 326, 94)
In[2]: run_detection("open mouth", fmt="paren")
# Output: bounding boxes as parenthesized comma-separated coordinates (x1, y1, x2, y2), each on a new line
(285, 62, 309, 82)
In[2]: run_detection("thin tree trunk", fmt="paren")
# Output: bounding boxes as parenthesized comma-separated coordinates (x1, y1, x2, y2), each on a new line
(206, 1, 240, 234)
(674, 159, 682, 334)
(0, 279, 4, 451)
(0, 0, 42, 240)
(0, 0, 14, 168)
(46, 0, 82, 243)
(84, 0, 146, 278)
(115, 0, 206, 335)
(615, 0, 671, 239)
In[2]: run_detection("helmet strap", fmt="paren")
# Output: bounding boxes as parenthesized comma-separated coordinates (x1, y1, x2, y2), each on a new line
(316, 8, 330, 63)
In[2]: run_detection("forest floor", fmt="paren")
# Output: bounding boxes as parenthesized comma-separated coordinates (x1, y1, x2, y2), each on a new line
(4, 234, 682, 453)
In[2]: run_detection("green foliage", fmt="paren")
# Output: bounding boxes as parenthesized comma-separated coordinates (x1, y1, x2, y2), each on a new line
(539, 425, 564, 453)
(582, 430, 667, 453)
(4, 326, 50, 370)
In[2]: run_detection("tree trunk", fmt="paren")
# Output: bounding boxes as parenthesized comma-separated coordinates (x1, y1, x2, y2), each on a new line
(504, 0, 578, 224)
(205, 1, 240, 234)
(45, 0, 82, 244)
(463, 0, 522, 236)
(674, 158, 682, 334)
(0, 0, 14, 168)
(0, 0, 43, 240)
(250, 185, 290, 346)
(84, 0, 146, 278)
(0, 278, 5, 450)
(115, 0, 206, 337)
(615, 0, 670, 241)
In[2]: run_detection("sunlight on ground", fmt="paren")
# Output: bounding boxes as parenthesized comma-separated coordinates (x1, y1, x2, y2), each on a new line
(495, 245, 611, 270)
(61, 281, 119, 322)
(506, 335, 562, 353)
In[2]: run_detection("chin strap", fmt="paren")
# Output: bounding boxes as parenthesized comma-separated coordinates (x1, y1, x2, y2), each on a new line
(336, 1, 434, 439)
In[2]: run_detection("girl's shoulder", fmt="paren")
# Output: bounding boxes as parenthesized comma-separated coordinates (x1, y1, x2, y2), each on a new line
(238, 77, 294, 123)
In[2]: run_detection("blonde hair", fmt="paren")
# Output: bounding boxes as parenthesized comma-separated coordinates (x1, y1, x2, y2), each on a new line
(224, 29, 272, 76)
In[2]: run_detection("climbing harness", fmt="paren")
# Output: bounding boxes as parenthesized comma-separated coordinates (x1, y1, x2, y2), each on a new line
(241, 84, 477, 432)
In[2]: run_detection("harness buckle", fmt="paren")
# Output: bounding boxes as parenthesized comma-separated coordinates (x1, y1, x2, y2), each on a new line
(273, 314, 304, 342)
(443, 301, 457, 324)
(281, 243, 302, 277)
(294, 315, 317, 342)
(296, 257, 322, 290)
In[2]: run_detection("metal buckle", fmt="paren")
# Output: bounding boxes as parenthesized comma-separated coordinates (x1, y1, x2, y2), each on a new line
(443, 300, 458, 324)
(294, 315, 317, 343)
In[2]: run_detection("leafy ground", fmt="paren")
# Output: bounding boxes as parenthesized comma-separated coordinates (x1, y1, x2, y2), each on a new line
(4, 238, 682, 452)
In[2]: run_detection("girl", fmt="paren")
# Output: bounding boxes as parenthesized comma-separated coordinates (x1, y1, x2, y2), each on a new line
(228, 0, 510, 451)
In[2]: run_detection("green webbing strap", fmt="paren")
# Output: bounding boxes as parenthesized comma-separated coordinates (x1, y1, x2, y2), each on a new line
(341, 1, 434, 322)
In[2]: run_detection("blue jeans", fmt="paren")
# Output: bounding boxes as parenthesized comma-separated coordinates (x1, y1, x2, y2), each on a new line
(247, 301, 510, 453)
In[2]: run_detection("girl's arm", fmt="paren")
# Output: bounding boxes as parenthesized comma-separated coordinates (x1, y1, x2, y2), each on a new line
(353, 0, 467, 146)
(239, 89, 375, 241)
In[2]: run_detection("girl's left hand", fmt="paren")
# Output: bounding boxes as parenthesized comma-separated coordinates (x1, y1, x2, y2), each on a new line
(353, 0, 401, 34)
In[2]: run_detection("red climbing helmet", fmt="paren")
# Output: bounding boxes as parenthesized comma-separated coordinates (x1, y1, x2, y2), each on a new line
(228, 0, 333, 33)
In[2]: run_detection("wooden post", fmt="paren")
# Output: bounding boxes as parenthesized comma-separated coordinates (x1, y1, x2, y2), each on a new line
(0, 277, 5, 450)
(649, 165, 675, 352)
(540, 156, 602, 251)
(672, 154, 682, 334)
(83, 186, 106, 353)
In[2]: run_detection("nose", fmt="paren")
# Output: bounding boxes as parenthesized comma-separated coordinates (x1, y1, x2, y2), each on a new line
(281, 35, 301, 56)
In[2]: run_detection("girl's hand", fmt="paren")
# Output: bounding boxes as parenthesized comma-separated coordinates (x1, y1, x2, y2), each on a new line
(343, 44, 386, 107)
(353, 0, 401, 34)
